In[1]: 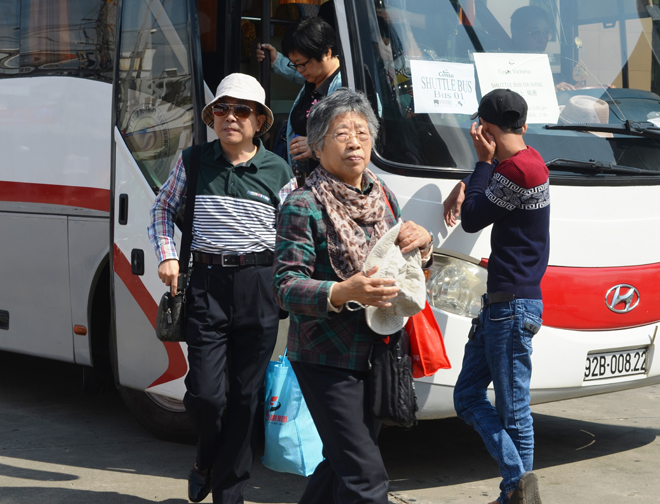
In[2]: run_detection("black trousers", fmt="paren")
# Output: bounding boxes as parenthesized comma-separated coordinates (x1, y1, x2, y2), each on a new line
(291, 362, 389, 504)
(184, 262, 279, 504)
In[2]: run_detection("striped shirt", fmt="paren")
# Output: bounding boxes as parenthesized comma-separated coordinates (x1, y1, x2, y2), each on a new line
(149, 139, 296, 263)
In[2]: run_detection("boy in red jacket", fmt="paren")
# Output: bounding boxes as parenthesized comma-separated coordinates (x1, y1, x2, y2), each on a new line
(444, 89, 549, 504)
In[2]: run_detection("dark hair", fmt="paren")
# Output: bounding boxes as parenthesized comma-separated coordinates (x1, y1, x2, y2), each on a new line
(281, 17, 337, 61)
(511, 6, 552, 36)
(498, 125, 525, 135)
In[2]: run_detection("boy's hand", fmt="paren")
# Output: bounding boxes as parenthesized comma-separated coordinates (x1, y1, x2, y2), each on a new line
(443, 181, 466, 227)
(470, 122, 496, 164)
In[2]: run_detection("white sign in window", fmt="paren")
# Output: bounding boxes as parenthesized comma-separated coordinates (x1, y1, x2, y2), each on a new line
(410, 60, 479, 115)
(473, 53, 559, 124)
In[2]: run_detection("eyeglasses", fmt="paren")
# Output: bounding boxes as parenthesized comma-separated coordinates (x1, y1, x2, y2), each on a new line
(287, 58, 312, 71)
(528, 28, 552, 41)
(325, 131, 371, 143)
(212, 103, 254, 119)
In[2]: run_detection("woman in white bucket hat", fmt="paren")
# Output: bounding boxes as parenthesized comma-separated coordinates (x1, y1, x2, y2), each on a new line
(201, 72, 274, 138)
(149, 73, 296, 504)
(273, 89, 433, 503)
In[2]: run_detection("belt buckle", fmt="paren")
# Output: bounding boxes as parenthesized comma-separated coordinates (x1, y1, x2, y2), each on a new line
(221, 253, 239, 267)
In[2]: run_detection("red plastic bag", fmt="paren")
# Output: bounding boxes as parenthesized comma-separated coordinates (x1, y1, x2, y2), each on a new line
(378, 187, 449, 377)
(405, 302, 451, 378)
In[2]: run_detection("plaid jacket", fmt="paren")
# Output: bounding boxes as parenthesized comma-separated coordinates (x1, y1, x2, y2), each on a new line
(272, 178, 401, 371)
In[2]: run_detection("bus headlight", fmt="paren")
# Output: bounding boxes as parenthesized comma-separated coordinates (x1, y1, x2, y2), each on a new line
(426, 255, 487, 318)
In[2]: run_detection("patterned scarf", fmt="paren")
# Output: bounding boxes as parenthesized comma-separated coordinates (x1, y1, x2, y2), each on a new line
(306, 166, 390, 280)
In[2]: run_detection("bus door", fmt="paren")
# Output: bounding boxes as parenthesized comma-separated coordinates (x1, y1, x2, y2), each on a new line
(111, 0, 205, 401)
(197, 0, 311, 153)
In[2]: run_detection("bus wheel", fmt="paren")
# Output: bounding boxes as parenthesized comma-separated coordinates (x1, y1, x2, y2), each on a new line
(119, 385, 196, 444)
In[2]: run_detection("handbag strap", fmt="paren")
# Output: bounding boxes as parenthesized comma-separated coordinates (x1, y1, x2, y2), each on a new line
(179, 144, 202, 277)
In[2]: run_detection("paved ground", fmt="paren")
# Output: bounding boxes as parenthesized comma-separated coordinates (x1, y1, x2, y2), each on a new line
(0, 350, 658, 504)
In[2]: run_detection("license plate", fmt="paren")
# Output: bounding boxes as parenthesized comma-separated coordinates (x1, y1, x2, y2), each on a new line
(584, 347, 648, 381)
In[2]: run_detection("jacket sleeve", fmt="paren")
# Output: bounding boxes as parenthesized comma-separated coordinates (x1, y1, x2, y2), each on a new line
(272, 195, 335, 318)
(271, 51, 307, 85)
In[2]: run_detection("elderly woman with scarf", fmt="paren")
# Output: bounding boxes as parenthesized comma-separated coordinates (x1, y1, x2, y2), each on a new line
(272, 88, 433, 504)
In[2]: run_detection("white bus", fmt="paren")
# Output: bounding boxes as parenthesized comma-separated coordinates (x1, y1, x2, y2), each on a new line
(1, 0, 659, 440)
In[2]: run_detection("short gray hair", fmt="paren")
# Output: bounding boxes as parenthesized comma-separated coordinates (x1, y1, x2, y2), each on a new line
(307, 88, 379, 158)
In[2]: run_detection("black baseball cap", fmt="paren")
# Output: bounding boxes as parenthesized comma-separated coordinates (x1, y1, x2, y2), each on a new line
(470, 89, 528, 129)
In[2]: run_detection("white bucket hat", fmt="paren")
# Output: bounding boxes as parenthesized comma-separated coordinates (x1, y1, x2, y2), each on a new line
(558, 95, 609, 125)
(201, 73, 274, 136)
(363, 221, 426, 335)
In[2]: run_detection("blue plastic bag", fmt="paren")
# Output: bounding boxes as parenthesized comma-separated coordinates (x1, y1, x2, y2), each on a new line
(262, 352, 323, 476)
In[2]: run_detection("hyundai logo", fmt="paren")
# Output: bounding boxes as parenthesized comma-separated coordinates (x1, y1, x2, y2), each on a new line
(605, 284, 640, 313)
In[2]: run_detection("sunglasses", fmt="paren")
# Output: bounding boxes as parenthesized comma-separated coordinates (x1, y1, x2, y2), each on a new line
(212, 103, 254, 119)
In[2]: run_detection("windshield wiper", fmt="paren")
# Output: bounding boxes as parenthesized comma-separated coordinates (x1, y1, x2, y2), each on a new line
(546, 158, 659, 176)
(545, 120, 660, 140)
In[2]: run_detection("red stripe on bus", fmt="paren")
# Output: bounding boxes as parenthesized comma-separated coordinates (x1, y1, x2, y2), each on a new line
(0, 181, 110, 212)
(479, 259, 660, 330)
(113, 245, 187, 388)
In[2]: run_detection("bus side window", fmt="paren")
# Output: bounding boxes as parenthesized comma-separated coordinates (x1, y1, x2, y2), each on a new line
(0, 0, 20, 76)
(116, 0, 194, 192)
(14, 0, 115, 81)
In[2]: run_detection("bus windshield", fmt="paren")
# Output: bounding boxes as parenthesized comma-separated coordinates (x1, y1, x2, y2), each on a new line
(355, 0, 660, 178)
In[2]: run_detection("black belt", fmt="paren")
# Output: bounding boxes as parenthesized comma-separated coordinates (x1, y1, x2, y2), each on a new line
(193, 251, 274, 267)
(484, 292, 516, 305)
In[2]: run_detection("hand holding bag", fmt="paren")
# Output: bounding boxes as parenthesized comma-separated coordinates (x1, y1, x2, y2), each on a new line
(155, 144, 202, 342)
(379, 187, 450, 378)
(262, 351, 324, 477)
(363, 190, 419, 428)
(156, 272, 187, 342)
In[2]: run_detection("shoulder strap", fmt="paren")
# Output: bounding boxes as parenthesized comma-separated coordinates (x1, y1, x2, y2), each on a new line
(381, 184, 395, 218)
(179, 144, 202, 276)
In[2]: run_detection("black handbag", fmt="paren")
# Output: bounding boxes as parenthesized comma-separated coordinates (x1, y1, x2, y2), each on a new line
(156, 272, 187, 342)
(155, 144, 202, 342)
(369, 329, 418, 429)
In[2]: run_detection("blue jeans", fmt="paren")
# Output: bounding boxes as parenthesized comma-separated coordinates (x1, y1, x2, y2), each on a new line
(453, 297, 543, 504)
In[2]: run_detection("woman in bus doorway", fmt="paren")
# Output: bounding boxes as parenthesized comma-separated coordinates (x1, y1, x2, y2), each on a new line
(257, 16, 342, 179)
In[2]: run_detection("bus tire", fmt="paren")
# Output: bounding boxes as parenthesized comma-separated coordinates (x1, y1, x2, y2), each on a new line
(118, 385, 196, 444)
